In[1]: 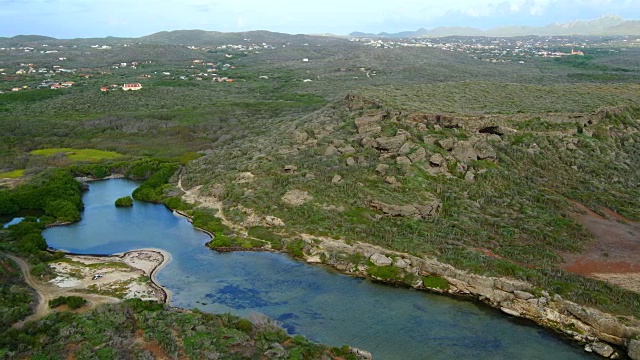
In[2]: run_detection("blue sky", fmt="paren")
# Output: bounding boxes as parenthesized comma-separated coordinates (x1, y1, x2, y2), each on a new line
(1, 0, 639, 38)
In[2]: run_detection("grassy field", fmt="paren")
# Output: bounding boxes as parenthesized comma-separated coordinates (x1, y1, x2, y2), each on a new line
(30, 148, 123, 162)
(0, 169, 24, 178)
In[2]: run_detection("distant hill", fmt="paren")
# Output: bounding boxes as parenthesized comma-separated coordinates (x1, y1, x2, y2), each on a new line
(351, 15, 640, 38)
(0, 30, 347, 48)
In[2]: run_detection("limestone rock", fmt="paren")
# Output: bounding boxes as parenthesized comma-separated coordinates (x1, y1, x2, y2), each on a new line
(591, 342, 615, 358)
(292, 131, 309, 144)
(371, 201, 421, 218)
(235, 172, 255, 184)
(464, 171, 475, 182)
(394, 258, 409, 268)
(385, 176, 400, 186)
(338, 145, 356, 155)
(346, 157, 356, 166)
(417, 123, 427, 132)
(370, 253, 393, 266)
(354, 114, 383, 135)
(414, 203, 441, 218)
(265, 216, 285, 227)
(408, 147, 427, 163)
(501, 307, 521, 317)
(398, 142, 413, 155)
(438, 138, 456, 151)
(331, 175, 343, 185)
(324, 145, 340, 156)
(374, 134, 407, 152)
(283, 165, 298, 174)
(514, 290, 535, 300)
(628, 338, 640, 360)
(474, 141, 496, 160)
(452, 141, 478, 163)
(429, 153, 446, 166)
(281, 190, 313, 207)
(396, 156, 412, 165)
(375, 163, 389, 175)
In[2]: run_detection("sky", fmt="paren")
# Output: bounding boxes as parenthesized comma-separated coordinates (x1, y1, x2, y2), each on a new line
(1, 0, 639, 38)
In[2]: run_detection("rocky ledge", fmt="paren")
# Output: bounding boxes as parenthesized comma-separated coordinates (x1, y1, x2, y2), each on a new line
(295, 235, 640, 359)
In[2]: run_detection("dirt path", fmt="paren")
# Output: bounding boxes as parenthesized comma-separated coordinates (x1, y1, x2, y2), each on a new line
(562, 201, 640, 293)
(5, 253, 144, 328)
(5, 253, 52, 325)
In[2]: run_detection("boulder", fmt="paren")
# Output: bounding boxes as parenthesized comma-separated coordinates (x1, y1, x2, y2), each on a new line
(370, 253, 393, 266)
(264, 216, 285, 227)
(331, 175, 343, 185)
(429, 153, 446, 166)
(591, 342, 615, 358)
(354, 114, 383, 135)
(324, 145, 340, 156)
(371, 201, 421, 218)
(629, 338, 640, 360)
(235, 172, 255, 184)
(415, 202, 441, 218)
(375, 163, 389, 175)
(464, 171, 475, 182)
(408, 147, 427, 163)
(346, 157, 356, 166)
(374, 134, 407, 152)
(438, 138, 456, 151)
(281, 190, 313, 207)
(292, 131, 309, 144)
(398, 142, 413, 155)
(474, 141, 496, 160)
(283, 165, 298, 174)
(338, 145, 356, 155)
(452, 141, 478, 163)
(396, 156, 412, 165)
(514, 290, 535, 300)
(384, 176, 400, 187)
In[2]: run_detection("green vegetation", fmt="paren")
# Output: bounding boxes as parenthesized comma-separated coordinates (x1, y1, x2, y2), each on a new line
(0, 169, 24, 178)
(0, 299, 342, 359)
(114, 196, 133, 207)
(0, 254, 34, 329)
(49, 295, 87, 309)
(422, 275, 450, 291)
(367, 265, 402, 281)
(30, 148, 122, 162)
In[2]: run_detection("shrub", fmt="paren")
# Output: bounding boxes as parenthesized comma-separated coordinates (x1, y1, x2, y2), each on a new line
(367, 266, 402, 281)
(422, 275, 450, 290)
(114, 196, 133, 207)
(49, 296, 87, 309)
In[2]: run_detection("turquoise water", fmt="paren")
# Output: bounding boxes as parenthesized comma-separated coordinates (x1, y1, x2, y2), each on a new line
(43, 179, 595, 360)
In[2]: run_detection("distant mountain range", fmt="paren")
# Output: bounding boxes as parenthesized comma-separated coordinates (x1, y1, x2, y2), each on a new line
(0, 30, 346, 47)
(350, 15, 640, 38)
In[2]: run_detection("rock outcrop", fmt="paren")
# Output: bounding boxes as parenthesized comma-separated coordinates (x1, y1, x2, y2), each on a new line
(370, 200, 441, 219)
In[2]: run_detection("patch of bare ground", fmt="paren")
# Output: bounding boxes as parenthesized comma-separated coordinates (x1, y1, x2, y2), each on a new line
(562, 200, 640, 293)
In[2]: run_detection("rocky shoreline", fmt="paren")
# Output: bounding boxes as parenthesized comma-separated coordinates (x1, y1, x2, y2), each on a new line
(290, 235, 640, 359)
(171, 204, 640, 359)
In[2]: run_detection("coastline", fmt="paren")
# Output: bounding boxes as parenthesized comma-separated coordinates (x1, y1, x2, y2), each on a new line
(55, 248, 173, 304)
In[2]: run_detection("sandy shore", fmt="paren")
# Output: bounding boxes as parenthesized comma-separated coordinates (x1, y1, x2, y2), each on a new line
(50, 248, 173, 304)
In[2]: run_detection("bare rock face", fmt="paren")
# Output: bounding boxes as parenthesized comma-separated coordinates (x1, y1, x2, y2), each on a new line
(408, 147, 427, 163)
(354, 114, 383, 135)
(281, 190, 313, 206)
(370, 200, 441, 219)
